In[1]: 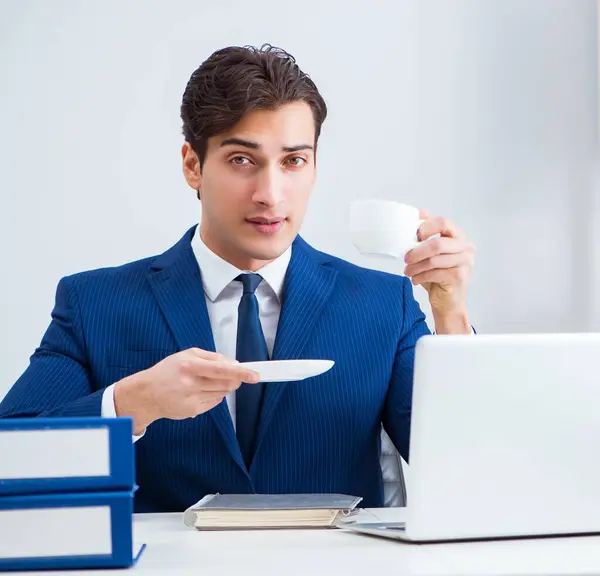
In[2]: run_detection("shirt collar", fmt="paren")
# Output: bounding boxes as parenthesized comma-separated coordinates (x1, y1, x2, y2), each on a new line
(191, 224, 292, 303)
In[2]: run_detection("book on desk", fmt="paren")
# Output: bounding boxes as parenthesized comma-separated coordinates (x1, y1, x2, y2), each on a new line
(183, 493, 363, 530)
(0, 417, 143, 571)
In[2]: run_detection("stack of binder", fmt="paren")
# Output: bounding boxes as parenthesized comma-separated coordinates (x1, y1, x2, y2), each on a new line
(0, 417, 145, 571)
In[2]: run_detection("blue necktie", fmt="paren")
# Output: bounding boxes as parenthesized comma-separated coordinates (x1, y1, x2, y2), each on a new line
(235, 273, 268, 467)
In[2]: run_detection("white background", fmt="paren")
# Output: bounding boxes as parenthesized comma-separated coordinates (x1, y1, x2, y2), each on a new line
(0, 0, 597, 400)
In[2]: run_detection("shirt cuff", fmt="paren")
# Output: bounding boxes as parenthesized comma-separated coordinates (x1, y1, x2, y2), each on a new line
(101, 384, 146, 442)
(433, 327, 476, 335)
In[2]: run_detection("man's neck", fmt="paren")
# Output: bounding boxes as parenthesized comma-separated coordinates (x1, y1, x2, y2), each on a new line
(199, 228, 273, 272)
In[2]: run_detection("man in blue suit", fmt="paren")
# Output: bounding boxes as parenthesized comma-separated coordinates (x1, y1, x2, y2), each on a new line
(0, 45, 475, 512)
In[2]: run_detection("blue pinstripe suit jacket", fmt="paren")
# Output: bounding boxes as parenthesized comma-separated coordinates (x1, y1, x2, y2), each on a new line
(0, 226, 430, 511)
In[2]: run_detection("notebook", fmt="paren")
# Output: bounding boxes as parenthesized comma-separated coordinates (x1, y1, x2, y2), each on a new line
(183, 493, 363, 530)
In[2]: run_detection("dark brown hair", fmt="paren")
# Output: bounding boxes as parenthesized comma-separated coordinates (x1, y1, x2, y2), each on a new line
(180, 44, 327, 167)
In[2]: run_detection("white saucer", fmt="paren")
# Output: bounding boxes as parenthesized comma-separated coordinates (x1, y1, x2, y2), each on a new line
(238, 359, 335, 382)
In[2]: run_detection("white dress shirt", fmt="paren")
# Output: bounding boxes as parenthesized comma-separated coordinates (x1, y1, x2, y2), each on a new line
(101, 225, 291, 440)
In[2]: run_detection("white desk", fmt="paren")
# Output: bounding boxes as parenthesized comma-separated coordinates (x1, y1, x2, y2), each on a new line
(9, 508, 600, 575)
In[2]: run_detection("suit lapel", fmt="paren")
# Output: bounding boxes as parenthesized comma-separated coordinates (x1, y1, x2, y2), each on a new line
(146, 227, 247, 475)
(252, 238, 338, 464)
(146, 229, 216, 354)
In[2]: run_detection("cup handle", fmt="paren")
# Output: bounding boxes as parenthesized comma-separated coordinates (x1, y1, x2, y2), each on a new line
(416, 219, 442, 247)
(416, 219, 426, 243)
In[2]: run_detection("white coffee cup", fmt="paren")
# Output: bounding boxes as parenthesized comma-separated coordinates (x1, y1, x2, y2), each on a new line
(349, 200, 425, 259)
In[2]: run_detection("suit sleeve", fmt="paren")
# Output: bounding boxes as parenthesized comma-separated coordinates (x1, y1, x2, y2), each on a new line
(382, 277, 430, 462)
(0, 276, 104, 418)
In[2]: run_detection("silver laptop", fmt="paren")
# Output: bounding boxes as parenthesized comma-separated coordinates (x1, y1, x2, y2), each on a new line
(345, 333, 600, 542)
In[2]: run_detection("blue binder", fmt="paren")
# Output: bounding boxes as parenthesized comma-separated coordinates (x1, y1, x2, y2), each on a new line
(0, 417, 135, 495)
(0, 489, 145, 571)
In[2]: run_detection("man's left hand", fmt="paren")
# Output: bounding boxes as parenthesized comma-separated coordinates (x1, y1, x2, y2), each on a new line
(404, 209, 475, 323)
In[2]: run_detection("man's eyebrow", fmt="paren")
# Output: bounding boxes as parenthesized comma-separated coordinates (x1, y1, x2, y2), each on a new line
(219, 138, 314, 153)
(282, 144, 314, 153)
(220, 138, 260, 149)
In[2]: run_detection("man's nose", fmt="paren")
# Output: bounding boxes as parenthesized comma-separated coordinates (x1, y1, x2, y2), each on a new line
(252, 166, 284, 208)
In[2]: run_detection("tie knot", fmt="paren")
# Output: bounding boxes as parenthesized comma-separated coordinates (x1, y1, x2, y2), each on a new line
(236, 273, 263, 295)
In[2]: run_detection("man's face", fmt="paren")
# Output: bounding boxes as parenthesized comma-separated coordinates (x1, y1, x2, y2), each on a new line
(182, 101, 317, 271)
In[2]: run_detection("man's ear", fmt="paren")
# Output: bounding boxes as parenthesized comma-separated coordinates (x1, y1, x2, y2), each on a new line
(182, 142, 202, 191)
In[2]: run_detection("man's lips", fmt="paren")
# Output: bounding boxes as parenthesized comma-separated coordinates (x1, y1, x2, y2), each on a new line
(246, 217, 285, 224)
(245, 217, 286, 234)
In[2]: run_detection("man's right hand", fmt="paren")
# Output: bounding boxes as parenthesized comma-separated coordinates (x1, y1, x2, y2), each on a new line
(113, 348, 260, 435)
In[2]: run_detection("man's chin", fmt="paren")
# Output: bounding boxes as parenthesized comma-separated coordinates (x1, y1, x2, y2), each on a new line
(242, 235, 295, 262)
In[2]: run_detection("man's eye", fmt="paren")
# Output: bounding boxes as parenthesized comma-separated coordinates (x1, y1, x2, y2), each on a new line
(231, 156, 251, 165)
(286, 157, 306, 166)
